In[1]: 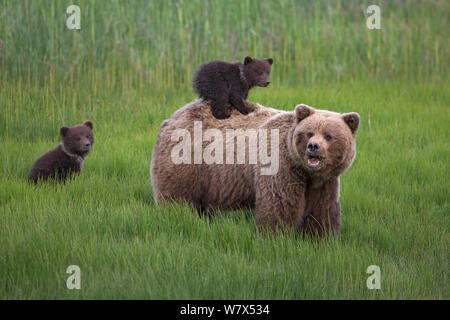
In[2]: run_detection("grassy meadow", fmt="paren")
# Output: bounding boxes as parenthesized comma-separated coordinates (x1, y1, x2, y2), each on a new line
(0, 0, 448, 299)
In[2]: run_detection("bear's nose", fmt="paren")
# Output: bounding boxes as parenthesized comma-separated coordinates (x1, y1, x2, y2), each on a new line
(85, 142, 91, 147)
(266, 81, 270, 85)
(307, 142, 320, 153)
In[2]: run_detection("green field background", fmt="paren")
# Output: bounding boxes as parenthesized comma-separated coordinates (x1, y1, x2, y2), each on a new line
(0, 0, 448, 299)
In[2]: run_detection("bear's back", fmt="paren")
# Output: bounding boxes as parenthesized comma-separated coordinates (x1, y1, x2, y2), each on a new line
(168, 100, 284, 131)
(151, 100, 287, 209)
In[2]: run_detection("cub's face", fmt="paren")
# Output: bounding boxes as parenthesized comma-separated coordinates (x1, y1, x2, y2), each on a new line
(291, 104, 359, 176)
(60, 121, 94, 156)
(243, 56, 273, 87)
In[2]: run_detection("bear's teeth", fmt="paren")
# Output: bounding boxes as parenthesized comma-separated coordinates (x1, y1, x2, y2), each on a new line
(308, 158, 319, 166)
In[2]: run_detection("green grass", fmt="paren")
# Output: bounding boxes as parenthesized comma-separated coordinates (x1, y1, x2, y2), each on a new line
(0, 0, 448, 299)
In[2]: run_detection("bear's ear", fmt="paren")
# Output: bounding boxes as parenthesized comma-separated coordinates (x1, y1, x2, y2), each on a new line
(244, 56, 253, 65)
(267, 58, 273, 65)
(343, 112, 360, 134)
(295, 104, 314, 123)
(60, 126, 70, 137)
(83, 120, 93, 130)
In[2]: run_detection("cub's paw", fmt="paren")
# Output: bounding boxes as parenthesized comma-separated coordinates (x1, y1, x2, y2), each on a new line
(244, 100, 256, 113)
(212, 107, 231, 120)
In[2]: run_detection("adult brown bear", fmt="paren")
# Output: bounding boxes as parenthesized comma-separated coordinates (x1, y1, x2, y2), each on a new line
(151, 101, 359, 237)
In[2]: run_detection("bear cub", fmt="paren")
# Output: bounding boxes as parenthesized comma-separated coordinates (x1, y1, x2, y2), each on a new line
(29, 121, 94, 183)
(193, 56, 273, 119)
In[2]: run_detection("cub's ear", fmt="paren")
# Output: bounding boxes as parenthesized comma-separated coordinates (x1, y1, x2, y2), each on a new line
(295, 104, 314, 123)
(267, 58, 273, 65)
(244, 56, 253, 65)
(343, 112, 360, 134)
(60, 126, 70, 137)
(83, 120, 93, 130)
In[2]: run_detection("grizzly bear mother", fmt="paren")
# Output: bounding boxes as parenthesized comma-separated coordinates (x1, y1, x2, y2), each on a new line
(151, 101, 359, 237)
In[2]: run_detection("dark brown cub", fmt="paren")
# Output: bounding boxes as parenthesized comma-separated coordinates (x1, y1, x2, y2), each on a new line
(28, 121, 94, 183)
(193, 56, 273, 119)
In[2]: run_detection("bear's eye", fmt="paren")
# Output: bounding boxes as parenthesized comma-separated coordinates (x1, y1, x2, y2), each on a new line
(76, 137, 81, 141)
(325, 134, 332, 141)
(258, 71, 263, 76)
(307, 132, 314, 138)
(86, 135, 90, 138)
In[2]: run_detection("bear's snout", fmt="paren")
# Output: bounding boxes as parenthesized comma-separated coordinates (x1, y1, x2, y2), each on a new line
(305, 141, 326, 170)
(82, 139, 92, 152)
(307, 142, 320, 154)
(258, 79, 270, 87)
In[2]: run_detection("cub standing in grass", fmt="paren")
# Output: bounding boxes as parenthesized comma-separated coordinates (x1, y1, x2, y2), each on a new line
(193, 56, 273, 119)
(29, 121, 94, 183)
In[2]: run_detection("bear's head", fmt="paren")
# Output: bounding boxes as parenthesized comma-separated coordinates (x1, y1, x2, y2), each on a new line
(290, 104, 359, 177)
(243, 56, 273, 88)
(60, 121, 94, 157)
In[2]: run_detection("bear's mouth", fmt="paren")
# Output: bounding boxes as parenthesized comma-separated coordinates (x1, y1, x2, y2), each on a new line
(80, 146, 92, 155)
(306, 156, 324, 169)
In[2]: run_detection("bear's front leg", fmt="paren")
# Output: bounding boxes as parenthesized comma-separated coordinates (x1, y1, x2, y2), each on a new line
(302, 177, 341, 238)
(254, 175, 306, 231)
(210, 92, 231, 119)
(229, 91, 249, 115)
(211, 103, 231, 119)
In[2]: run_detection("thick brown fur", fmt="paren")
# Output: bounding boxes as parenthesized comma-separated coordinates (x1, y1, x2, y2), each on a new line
(29, 121, 94, 183)
(151, 101, 359, 237)
(193, 56, 273, 119)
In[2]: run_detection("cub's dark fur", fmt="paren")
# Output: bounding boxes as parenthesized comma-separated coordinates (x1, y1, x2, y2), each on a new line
(193, 56, 273, 119)
(29, 121, 94, 183)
